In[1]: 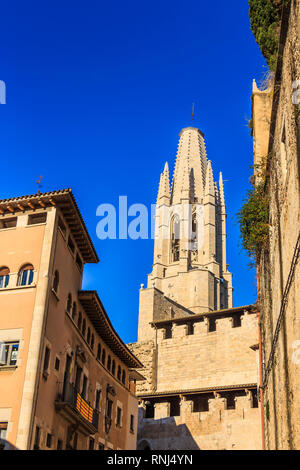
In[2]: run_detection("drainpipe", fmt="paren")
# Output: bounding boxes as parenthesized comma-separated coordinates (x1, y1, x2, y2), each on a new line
(257, 265, 265, 450)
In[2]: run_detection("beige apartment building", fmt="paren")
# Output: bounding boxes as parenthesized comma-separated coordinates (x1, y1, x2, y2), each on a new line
(129, 127, 261, 450)
(0, 189, 143, 450)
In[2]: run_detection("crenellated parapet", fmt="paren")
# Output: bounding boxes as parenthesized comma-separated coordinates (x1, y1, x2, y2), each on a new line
(137, 385, 261, 450)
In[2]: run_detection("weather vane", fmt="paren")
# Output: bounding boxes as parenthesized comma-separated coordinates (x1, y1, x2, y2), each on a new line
(36, 175, 43, 194)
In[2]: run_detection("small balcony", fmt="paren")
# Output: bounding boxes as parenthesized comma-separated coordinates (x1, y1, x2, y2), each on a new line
(55, 382, 99, 436)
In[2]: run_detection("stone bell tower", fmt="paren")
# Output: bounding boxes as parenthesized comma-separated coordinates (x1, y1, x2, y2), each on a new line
(138, 127, 233, 341)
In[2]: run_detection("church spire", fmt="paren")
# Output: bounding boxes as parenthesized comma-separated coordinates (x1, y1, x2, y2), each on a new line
(204, 160, 214, 196)
(157, 161, 170, 206)
(219, 172, 225, 207)
(171, 127, 207, 205)
(181, 157, 192, 201)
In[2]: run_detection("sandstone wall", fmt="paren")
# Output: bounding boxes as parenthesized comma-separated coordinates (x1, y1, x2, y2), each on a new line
(254, 0, 300, 450)
(137, 394, 261, 450)
(155, 313, 258, 392)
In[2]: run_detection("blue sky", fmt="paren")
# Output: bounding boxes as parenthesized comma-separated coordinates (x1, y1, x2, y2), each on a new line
(0, 0, 266, 343)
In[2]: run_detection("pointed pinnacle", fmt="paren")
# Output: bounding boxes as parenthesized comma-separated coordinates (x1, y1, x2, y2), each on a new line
(205, 160, 214, 196)
(157, 162, 170, 204)
(219, 172, 225, 207)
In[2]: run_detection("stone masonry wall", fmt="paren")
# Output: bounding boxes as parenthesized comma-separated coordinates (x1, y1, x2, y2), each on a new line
(155, 312, 258, 392)
(137, 393, 261, 450)
(128, 340, 156, 394)
(254, 0, 300, 450)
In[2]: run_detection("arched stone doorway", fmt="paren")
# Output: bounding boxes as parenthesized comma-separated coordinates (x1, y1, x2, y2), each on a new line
(137, 439, 152, 450)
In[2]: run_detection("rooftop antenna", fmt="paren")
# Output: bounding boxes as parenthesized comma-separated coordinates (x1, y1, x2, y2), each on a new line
(36, 175, 43, 194)
(191, 103, 195, 124)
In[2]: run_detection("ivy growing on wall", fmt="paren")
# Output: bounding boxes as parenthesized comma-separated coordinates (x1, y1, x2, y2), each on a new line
(237, 183, 270, 263)
(248, 0, 283, 70)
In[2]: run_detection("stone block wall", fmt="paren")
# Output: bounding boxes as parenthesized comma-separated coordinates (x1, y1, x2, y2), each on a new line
(155, 312, 258, 393)
(137, 392, 261, 450)
(253, 0, 300, 450)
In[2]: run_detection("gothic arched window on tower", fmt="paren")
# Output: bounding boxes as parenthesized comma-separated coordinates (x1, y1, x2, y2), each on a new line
(170, 215, 180, 262)
(191, 210, 198, 252)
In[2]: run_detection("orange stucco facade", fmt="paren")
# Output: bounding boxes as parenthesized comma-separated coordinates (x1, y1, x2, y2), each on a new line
(0, 190, 142, 450)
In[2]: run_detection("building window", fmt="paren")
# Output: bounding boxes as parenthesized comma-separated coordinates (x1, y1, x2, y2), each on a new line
(82, 319, 86, 337)
(251, 389, 259, 408)
(57, 439, 63, 450)
(222, 392, 236, 410)
(208, 318, 216, 333)
(171, 215, 180, 262)
(46, 433, 52, 448)
(0, 341, 19, 367)
(89, 438, 94, 450)
(106, 399, 113, 420)
(95, 389, 101, 411)
(82, 375, 88, 400)
(145, 402, 154, 419)
(98, 443, 104, 450)
(53, 270, 59, 294)
(91, 334, 94, 351)
(66, 293, 72, 313)
(97, 344, 101, 361)
(42, 346, 50, 378)
(170, 397, 181, 417)
(130, 415, 134, 433)
(191, 210, 198, 251)
(33, 426, 41, 450)
(0, 423, 8, 450)
(28, 212, 47, 225)
(54, 357, 60, 371)
(58, 217, 66, 238)
(116, 407, 122, 427)
(121, 370, 126, 385)
(232, 315, 242, 328)
(165, 325, 172, 339)
(72, 302, 77, 321)
(117, 366, 121, 381)
(75, 366, 82, 391)
(0, 217, 17, 229)
(187, 322, 194, 335)
(111, 360, 116, 376)
(87, 327, 91, 344)
(107, 355, 111, 372)
(78, 312, 82, 330)
(0, 267, 10, 289)
(101, 349, 106, 366)
(192, 393, 213, 413)
(17, 264, 34, 286)
(67, 236, 75, 254)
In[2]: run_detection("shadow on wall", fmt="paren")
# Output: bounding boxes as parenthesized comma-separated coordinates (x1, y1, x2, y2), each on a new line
(137, 418, 200, 450)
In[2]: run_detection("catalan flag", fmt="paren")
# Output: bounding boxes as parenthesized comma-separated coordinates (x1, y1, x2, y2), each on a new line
(76, 393, 93, 423)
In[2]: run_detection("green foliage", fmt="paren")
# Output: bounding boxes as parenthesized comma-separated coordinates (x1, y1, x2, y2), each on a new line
(237, 183, 270, 262)
(248, 0, 282, 70)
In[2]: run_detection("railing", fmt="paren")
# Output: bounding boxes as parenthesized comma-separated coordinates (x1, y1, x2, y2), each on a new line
(57, 381, 99, 431)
